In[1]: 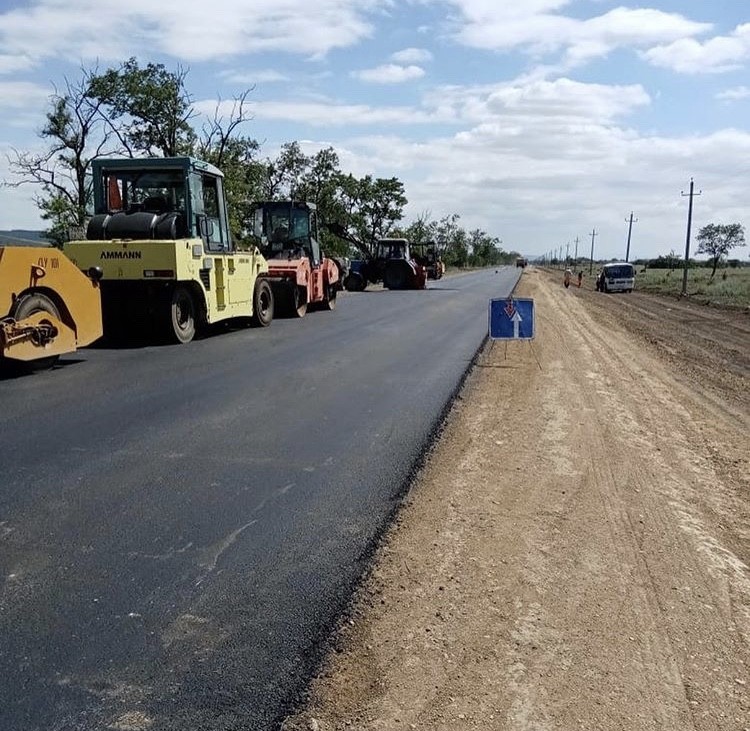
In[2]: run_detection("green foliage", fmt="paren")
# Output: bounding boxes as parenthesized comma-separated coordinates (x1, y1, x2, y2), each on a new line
(87, 58, 197, 157)
(696, 222, 746, 278)
(4, 69, 116, 246)
(262, 141, 309, 199)
(636, 265, 750, 308)
(319, 172, 408, 257)
(38, 192, 85, 248)
(397, 213, 509, 268)
(647, 253, 683, 269)
(12, 60, 505, 264)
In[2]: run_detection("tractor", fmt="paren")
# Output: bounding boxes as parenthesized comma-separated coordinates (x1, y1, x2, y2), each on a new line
(341, 237, 427, 292)
(249, 201, 339, 317)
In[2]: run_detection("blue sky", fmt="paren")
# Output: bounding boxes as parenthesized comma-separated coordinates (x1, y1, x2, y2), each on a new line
(1, 0, 749, 260)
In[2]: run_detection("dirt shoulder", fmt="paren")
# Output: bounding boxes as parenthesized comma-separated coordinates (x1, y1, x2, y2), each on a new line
(284, 268, 750, 731)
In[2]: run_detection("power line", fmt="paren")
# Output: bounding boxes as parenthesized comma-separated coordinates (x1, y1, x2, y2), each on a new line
(625, 212, 638, 262)
(588, 229, 598, 275)
(680, 179, 702, 296)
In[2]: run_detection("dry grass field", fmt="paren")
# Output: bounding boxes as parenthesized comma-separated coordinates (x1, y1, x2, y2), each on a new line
(633, 265, 750, 309)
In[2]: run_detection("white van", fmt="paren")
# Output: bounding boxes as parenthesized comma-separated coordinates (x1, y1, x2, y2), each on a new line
(596, 262, 635, 293)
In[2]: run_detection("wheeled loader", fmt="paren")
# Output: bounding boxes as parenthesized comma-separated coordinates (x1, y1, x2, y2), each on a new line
(0, 246, 103, 369)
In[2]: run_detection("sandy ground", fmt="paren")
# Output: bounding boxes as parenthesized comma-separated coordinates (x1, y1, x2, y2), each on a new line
(283, 267, 750, 731)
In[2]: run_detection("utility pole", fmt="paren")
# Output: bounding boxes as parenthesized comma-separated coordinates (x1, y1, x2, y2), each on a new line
(625, 212, 638, 262)
(565, 241, 570, 265)
(589, 229, 598, 274)
(681, 179, 701, 296)
(574, 236, 579, 265)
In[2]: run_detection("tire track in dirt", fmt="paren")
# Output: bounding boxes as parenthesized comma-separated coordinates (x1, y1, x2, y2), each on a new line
(284, 268, 749, 731)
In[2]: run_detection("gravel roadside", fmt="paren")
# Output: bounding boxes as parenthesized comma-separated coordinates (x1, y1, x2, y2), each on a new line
(283, 267, 750, 731)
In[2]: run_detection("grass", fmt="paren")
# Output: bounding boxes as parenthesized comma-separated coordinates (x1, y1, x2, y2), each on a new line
(634, 266, 750, 309)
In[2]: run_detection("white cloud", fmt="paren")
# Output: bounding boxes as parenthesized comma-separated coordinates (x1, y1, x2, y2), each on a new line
(199, 98, 435, 126)
(642, 23, 750, 74)
(426, 77, 650, 126)
(390, 47, 433, 64)
(220, 69, 290, 84)
(0, 2, 747, 259)
(0, 54, 34, 74)
(0, 80, 50, 109)
(447, 2, 711, 67)
(336, 124, 750, 259)
(716, 86, 750, 101)
(225, 75, 648, 129)
(352, 64, 426, 83)
(281, 72, 747, 259)
(0, 0, 388, 64)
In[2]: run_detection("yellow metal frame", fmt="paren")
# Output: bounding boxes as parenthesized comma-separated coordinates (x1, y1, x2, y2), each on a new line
(0, 246, 103, 362)
(64, 238, 269, 324)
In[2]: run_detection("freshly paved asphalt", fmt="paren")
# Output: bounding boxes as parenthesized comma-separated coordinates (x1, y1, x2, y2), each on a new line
(0, 267, 521, 730)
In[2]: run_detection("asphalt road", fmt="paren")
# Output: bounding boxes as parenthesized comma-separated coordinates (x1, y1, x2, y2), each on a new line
(0, 267, 521, 731)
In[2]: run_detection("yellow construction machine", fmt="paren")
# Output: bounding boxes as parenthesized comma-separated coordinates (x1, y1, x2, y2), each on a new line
(64, 156, 274, 343)
(0, 246, 103, 369)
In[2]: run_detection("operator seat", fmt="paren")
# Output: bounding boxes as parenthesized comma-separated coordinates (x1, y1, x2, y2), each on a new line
(143, 196, 169, 214)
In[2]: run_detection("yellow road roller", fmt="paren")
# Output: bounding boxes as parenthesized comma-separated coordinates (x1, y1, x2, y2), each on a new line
(0, 246, 103, 369)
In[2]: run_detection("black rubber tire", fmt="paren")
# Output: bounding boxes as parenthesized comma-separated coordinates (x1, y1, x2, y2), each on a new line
(167, 285, 196, 343)
(10, 293, 61, 370)
(321, 285, 337, 311)
(250, 279, 274, 327)
(384, 261, 409, 290)
(293, 286, 308, 318)
(344, 272, 366, 292)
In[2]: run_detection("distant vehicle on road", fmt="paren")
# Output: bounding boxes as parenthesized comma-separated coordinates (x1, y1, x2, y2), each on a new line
(516, 257, 528, 268)
(596, 262, 635, 293)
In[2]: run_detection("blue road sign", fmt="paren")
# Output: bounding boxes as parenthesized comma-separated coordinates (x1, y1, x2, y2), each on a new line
(489, 297, 535, 340)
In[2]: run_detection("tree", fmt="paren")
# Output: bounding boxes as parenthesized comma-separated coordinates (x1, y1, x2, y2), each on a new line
(87, 57, 197, 157)
(4, 69, 120, 246)
(696, 223, 746, 278)
(195, 90, 263, 242)
(398, 211, 434, 246)
(432, 214, 468, 268)
(262, 141, 309, 199)
(326, 173, 407, 257)
(295, 147, 350, 256)
(468, 229, 506, 267)
(8, 60, 264, 246)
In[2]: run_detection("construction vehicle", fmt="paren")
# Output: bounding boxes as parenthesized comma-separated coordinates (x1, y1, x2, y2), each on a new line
(63, 157, 273, 343)
(342, 237, 427, 292)
(249, 200, 339, 317)
(410, 241, 445, 280)
(1, 245, 103, 369)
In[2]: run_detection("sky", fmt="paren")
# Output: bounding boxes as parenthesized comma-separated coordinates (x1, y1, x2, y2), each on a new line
(1, 0, 749, 261)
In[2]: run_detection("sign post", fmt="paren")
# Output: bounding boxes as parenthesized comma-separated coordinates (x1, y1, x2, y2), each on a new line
(488, 297, 535, 340)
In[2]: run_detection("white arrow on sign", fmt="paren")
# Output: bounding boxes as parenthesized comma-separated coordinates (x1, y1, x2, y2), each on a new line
(511, 309, 523, 338)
